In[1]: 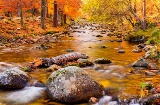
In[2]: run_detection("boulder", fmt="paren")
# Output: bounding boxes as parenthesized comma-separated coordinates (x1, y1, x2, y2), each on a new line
(46, 66, 104, 103)
(132, 58, 149, 67)
(0, 67, 29, 89)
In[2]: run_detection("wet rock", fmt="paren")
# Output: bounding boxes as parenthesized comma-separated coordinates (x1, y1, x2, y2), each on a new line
(145, 71, 156, 76)
(77, 59, 94, 66)
(0, 86, 46, 105)
(100, 45, 107, 48)
(0, 67, 29, 89)
(93, 64, 104, 70)
(143, 45, 153, 52)
(142, 93, 160, 105)
(46, 64, 61, 72)
(66, 49, 74, 52)
(132, 49, 142, 53)
(89, 97, 98, 104)
(94, 58, 111, 64)
(46, 66, 104, 103)
(30, 80, 45, 87)
(109, 40, 114, 42)
(96, 35, 103, 37)
(132, 58, 149, 67)
(116, 38, 122, 42)
(118, 49, 125, 53)
(138, 43, 146, 48)
(148, 63, 159, 70)
(23, 66, 33, 72)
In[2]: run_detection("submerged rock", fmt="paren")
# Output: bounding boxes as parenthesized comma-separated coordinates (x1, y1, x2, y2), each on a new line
(94, 58, 111, 64)
(46, 66, 104, 103)
(118, 50, 125, 53)
(0, 67, 29, 89)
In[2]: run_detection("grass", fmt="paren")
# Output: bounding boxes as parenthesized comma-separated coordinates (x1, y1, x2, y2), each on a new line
(126, 27, 160, 44)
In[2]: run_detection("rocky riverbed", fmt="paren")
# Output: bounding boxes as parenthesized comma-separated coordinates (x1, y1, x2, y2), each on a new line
(0, 22, 159, 105)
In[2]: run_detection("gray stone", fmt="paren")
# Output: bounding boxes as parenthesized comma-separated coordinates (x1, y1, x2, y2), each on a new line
(0, 67, 29, 89)
(132, 58, 149, 67)
(46, 66, 104, 103)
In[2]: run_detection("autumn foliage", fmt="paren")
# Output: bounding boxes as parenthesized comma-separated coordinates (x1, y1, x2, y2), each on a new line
(48, 0, 82, 18)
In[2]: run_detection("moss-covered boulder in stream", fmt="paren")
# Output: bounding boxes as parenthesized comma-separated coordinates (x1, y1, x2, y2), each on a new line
(46, 66, 104, 103)
(94, 58, 111, 64)
(0, 67, 29, 89)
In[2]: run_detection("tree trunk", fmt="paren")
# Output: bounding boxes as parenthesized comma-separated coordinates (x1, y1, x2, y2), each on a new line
(53, 1, 58, 27)
(46, 0, 49, 18)
(18, 0, 24, 27)
(64, 14, 66, 24)
(142, 0, 147, 30)
(60, 11, 64, 26)
(41, 0, 46, 29)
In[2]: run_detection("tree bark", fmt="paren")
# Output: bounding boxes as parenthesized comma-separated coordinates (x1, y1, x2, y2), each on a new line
(46, 0, 49, 18)
(18, 0, 24, 27)
(142, 0, 147, 30)
(53, 1, 58, 27)
(64, 14, 66, 24)
(41, 0, 46, 29)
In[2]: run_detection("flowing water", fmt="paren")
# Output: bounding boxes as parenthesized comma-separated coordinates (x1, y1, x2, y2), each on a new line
(0, 24, 160, 105)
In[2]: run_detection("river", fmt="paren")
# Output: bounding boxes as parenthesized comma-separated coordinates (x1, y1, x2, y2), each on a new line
(0, 23, 160, 105)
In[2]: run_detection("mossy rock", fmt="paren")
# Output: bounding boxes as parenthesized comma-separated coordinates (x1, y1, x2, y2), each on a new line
(46, 66, 104, 103)
(77, 59, 94, 66)
(94, 58, 111, 64)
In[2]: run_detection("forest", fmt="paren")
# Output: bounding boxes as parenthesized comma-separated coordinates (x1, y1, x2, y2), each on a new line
(0, 0, 160, 105)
